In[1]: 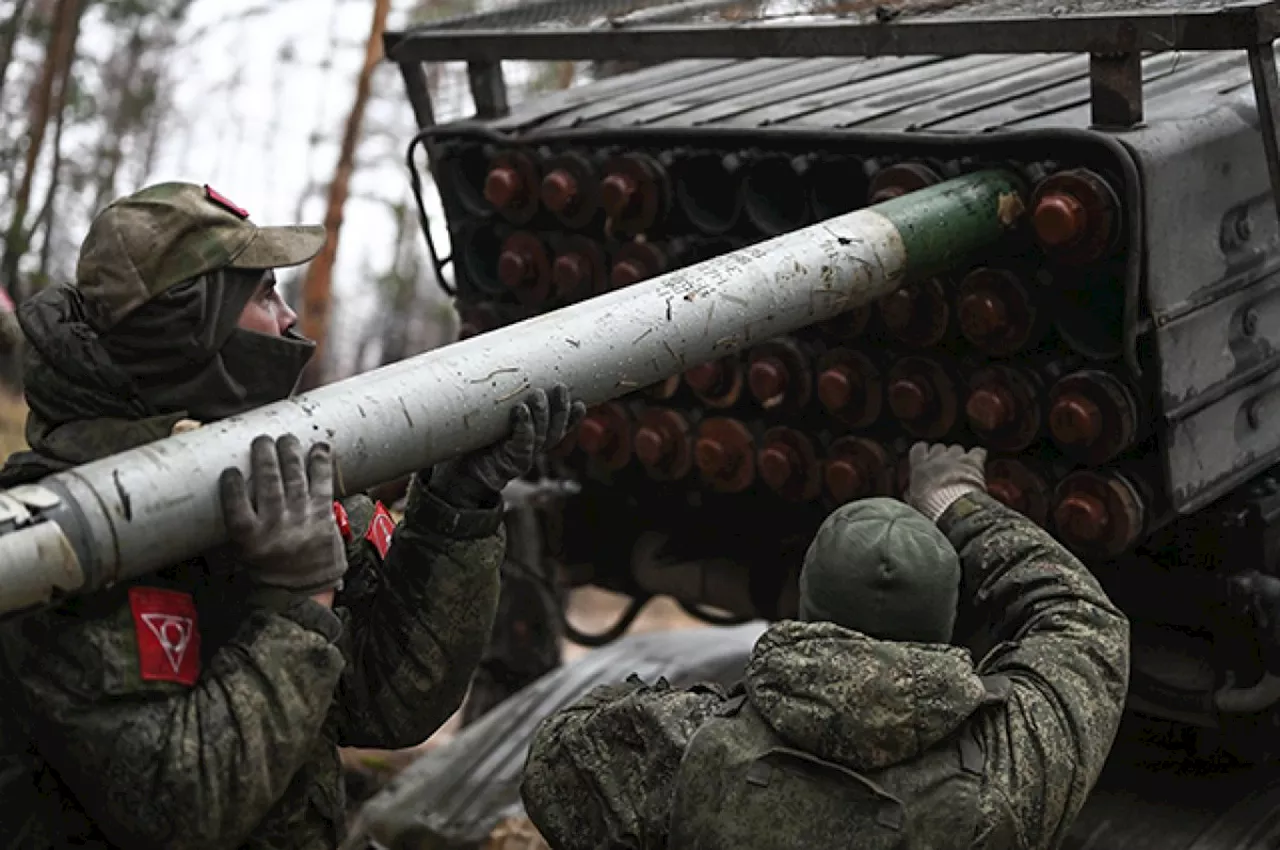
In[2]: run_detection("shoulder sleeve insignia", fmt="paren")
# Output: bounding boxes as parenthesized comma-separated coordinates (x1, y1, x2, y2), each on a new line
(128, 587, 201, 686)
(365, 502, 397, 560)
(203, 185, 250, 219)
(333, 500, 353, 542)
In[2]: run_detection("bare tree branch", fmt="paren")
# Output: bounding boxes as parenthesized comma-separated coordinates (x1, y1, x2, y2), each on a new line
(0, 0, 34, 106)
(297, 0, 393, 390)
(36, 4, 79, 282)
(1, 0, 82, 297)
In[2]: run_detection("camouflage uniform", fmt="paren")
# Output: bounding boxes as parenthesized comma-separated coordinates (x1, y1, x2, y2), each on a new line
(521, 491, 1130, 850)
(0, 184, 507, 850)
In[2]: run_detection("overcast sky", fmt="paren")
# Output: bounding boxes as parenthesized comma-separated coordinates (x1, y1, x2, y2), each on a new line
(131, 0, 838, 371)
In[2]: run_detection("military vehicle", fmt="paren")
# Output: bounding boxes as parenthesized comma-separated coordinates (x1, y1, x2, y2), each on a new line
(375, 0, 1280, 844)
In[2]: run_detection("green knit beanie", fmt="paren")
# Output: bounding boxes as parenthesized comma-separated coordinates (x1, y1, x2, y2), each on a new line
(798, 498, 961, 644)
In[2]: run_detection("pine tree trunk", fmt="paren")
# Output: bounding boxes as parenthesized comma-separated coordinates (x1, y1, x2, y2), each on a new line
(88, 24, 145, 217)
(297, 0, 392, 389)
(0, 0, 33, 106)
(1, 0, 81, 298)
(36, 0, 84, 281)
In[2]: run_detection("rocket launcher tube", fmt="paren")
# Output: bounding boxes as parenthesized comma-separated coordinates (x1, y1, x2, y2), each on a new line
(0, 170, 1026, 619)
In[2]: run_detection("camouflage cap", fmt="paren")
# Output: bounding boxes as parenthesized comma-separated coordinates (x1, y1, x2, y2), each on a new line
(798, 498, 960, 644)
(74, 182, 325, 332)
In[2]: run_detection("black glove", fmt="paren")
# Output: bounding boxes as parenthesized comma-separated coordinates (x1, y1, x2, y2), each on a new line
(219, 435, 348, 597)
(1226, 571, 1280, 674)
(905, 442, 987, 523)
(429, 383, 586, 509)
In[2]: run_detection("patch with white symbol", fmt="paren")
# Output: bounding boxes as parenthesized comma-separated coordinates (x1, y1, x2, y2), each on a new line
(365, 502, 396, 560)
(128, 587, 201, 686)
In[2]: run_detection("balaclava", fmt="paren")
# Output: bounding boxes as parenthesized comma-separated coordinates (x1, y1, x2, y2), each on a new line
(68, 181, 325, 420)
(99, 269, 315, 421)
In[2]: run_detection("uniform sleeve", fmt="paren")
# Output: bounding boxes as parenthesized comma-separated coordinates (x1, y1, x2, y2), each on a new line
(331, 473, 505, 749)
(522, 677, 730, 850)
(0, 593, 346, 850)
(936, 492, 1130, 850)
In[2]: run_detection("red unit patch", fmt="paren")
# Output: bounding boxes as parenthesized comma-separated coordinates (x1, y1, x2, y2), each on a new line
(333, 501, 353, 541)
(365, 502, 397, 560)
(128, 587, 201, 686)
(203, 185, 250, 219)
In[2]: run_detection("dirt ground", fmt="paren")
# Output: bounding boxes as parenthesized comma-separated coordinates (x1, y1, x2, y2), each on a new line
(562, 586, 705, 661)
(0, 392, 26, 460)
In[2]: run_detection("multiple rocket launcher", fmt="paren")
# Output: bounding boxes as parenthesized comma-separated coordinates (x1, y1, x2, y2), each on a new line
(446, 138, 1147, 565)
(3, 42, 1275, 696)
(419, 46, 1280, 744)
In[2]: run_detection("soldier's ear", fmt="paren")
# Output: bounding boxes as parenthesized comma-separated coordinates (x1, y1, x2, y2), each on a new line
(171, 418, 202, 435)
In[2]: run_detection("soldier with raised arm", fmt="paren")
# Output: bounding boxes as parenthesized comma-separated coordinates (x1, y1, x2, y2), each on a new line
(0, 182, 585, 850)
(521, 442, 1130, 849)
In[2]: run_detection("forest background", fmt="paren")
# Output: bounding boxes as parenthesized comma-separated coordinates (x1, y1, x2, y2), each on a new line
(0, 0, 608, 386)
(0, 0, 720, 805)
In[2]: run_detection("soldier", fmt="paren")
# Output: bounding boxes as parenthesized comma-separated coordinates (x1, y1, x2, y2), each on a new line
(521, 443, 1130, 849)
(0, 182, 585, 849)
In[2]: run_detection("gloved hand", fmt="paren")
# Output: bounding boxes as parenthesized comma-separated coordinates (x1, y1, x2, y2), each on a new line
(429, 383, 586, 509)
(906, 442, 987, 523)
(1226, 571, 1280, 674)
(219, 434, 348, 597)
